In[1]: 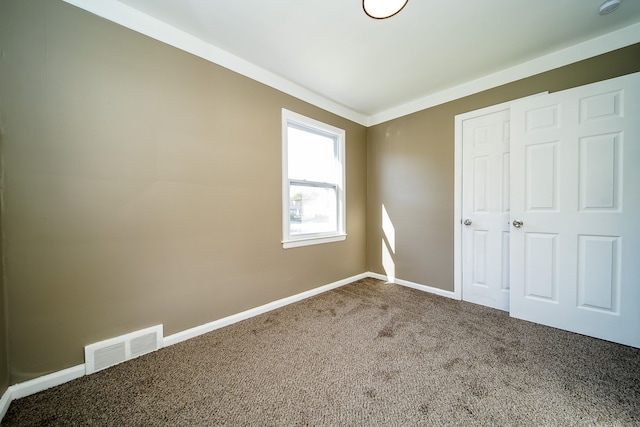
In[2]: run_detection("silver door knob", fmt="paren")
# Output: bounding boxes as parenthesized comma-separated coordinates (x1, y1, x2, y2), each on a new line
(463, 219, 472, 226)
(512, 220, 523, 228)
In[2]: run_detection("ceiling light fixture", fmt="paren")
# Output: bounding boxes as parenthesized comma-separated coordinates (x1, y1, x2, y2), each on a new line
(599, 0, 620, 15)
(363, 0, 409, 19)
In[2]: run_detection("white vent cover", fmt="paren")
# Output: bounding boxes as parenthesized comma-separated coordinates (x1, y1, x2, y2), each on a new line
(93, 342, 126, 373)
(85, 325, 163, 375)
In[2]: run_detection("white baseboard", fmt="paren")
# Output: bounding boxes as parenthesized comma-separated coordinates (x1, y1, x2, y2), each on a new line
(164, 272, 369, 347)
(367, 272, 458, 300)
(0, 387, 12, 421)
(9, 365, 86, 401)
(0, 271, 372, 422)
(395, 277, 457, 299)
(0, 363, 86, 421)
(367, 272, 388, 282)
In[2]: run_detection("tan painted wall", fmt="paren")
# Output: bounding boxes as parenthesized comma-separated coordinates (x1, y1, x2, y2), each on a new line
(367, 43, 640, 291)
(0, 0, 367, 384)
(0, 138, 6, 396)
(0, 2, 10, 397)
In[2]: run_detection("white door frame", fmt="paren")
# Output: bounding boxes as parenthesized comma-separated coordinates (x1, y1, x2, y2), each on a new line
(453, 94, 547, 301)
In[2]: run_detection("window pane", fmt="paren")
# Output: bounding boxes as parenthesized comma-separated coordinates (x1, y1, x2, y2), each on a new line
(288, 126, 337, 183)
(289, 184, 337, 236)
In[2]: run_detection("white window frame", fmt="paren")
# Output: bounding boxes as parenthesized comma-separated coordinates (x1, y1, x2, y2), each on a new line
(282, 109, 346, 249)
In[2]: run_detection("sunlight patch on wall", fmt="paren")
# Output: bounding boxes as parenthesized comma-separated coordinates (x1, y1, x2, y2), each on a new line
(382, 204, 396, 282)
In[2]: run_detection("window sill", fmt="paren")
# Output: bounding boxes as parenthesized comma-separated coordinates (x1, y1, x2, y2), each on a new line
(282, 234, 347, 249)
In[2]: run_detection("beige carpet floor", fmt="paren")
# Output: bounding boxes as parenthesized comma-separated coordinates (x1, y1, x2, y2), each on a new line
(3, 277, 639, 426)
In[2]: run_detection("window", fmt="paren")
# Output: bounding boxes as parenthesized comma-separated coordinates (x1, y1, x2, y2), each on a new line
(282, 109, 346, 249)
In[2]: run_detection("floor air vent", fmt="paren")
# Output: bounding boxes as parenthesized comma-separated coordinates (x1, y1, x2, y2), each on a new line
(85, 325, 163, 374)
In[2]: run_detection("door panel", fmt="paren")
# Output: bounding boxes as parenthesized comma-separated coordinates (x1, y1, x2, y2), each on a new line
(510, 72, 640, 348)
(525, 142, 558, 210)
(473, 156, 489, 211)
(462, 109, 510, 311)
(579, 133, 620, 211)
(524, 233, 558, 301)
(577, 235, 619, 312)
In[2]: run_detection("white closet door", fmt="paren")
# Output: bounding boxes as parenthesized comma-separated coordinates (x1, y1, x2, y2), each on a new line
(461, 109, 511, 311)
(509, 72, 640, 348)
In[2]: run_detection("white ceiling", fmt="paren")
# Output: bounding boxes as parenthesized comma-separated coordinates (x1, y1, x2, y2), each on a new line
(65, 0, 640, 125)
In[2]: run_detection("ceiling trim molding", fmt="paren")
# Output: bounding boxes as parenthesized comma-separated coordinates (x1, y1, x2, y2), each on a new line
(367, 22, 640, 126)
(61, 0, 369, 126)
(62, 1, 639, 128)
